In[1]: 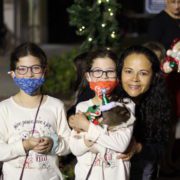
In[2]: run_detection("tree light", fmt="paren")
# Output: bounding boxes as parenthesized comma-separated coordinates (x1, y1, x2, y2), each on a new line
(79, 26, 85, 32)
(79, 28, 82, 32)
(110, 12, 114, 16)
(111, 31, 116, 38)
(88, 37, 93, 41)
(97, 0, 102, 4)
(101, 23, 106, 27)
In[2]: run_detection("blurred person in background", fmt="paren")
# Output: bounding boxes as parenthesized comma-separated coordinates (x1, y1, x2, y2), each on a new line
(148, 0, 180, 50)
(143, 41, 166, 64)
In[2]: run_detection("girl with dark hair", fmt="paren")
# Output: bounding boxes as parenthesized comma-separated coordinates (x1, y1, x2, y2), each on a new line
(117, 45, 173, 180)
(69, 49, 136, 180)
(0, 42, 71, 180)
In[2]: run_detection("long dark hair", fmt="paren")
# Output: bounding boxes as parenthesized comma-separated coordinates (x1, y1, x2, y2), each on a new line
(118, 45, 173, 144)
(73, 52, 88, 92)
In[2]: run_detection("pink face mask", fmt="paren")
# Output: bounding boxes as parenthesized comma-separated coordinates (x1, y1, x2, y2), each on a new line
(89, 80, 118, 98)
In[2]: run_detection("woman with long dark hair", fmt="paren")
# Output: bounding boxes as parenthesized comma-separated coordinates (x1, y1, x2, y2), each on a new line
(117, 45, 173, 180)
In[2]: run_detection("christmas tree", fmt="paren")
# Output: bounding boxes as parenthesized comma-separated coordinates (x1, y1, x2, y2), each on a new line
(67, 0, 122, 52)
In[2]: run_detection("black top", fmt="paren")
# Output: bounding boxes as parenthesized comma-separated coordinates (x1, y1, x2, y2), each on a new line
(148, 11, 180, 50)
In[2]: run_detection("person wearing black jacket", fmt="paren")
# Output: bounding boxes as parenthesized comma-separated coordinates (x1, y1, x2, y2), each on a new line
(148, 0, 180, 50)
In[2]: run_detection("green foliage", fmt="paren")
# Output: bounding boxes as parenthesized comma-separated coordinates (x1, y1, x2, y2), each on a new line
(67, 0, 122, 52)
(60, 154, 76, 180)
(43, 49, 78, 98)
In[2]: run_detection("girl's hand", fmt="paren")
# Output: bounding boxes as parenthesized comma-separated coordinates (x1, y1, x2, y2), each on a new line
(84, 138, 94, 147)
(69, 112, 90, 132)
(22, 137, 42, 152)
(33, 137, 53, 154)
(117, 138, 142, 161)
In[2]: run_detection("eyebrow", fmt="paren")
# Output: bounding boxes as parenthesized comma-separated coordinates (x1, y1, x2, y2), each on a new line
(91, 67, 116, 70)
(17, 64, 41, 67)
(123, 67, 150, 72)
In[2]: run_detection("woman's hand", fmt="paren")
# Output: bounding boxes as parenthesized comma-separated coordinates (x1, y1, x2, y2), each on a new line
(69, 112, 90, 132)
(117, 138, 142, 161)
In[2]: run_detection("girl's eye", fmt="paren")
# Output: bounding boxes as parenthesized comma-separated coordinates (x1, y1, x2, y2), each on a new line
(33, 66, 41, 70)
(139, 71, 149, 76)
(18, 67, 26, 72)
(124, 69, 132, 74)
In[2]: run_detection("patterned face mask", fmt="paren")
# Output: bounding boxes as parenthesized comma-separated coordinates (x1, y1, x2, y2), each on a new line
(13, 77, 45, 95)
(89, 80, 118, 98)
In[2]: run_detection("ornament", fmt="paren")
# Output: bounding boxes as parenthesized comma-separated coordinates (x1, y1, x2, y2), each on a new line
(102, 88, 110, 105)
(162, 38, 180, 73)
(84, 88, 110, 126)
(85, 105, 101, 125)
(169, 61, 177, 68)
(162, 61, 173, 73)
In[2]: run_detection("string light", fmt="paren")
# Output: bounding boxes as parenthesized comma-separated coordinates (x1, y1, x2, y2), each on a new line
(111, 31, 116, 38)
(79, 25, 86, 32)
(88, 37, 93, 42)
(101, 23, 106, 27)
(97, 0, 109, 4)
(110, 12, 114, 16)
(69, 0, 120, 50)
(97, 0, 102, 4)
(108, 8, 114, 16)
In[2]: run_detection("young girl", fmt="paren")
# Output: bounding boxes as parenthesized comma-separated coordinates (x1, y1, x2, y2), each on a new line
(69, 49, 135, 180)
(0, 42, 71, 180)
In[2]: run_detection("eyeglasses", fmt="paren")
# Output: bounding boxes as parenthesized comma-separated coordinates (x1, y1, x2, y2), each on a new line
(15, 65, 43, 75)
(89, 69, 116, 78)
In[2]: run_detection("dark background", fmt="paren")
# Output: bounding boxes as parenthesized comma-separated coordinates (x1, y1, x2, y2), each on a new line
(47, 0, 78, 43)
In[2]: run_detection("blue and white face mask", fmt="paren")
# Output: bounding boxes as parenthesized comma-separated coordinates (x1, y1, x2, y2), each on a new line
(13, 77, 45, 95)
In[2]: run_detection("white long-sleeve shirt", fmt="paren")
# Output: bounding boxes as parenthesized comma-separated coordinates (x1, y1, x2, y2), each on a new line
(69, 99, 135, 180)
(0, 96, 71, 180)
